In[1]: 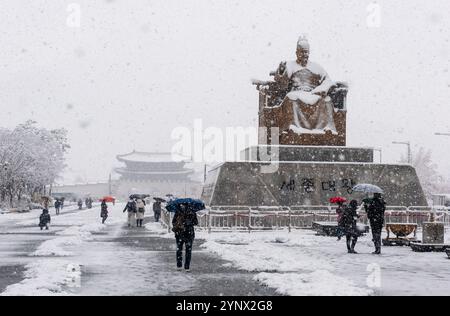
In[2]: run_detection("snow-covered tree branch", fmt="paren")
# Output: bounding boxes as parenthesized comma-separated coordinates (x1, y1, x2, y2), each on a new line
(0, 121, 69, 208)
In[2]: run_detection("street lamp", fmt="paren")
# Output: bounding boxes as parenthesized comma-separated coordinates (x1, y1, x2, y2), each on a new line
(392, 141, 411, 164)
(204, 164, 212, 183)
(203, 163, 218, 183)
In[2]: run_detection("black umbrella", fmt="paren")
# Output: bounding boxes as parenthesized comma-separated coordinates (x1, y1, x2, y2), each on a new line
(129, 194, 150, 200)
(166, 198, 206, 213)
(153, 197, 166, 202)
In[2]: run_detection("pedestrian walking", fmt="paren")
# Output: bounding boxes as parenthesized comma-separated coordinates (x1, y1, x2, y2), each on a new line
(172, 203, 198, 272)
(77, 198, 83, 210)
(342, 200, 360, 254)
(54, 199, 61, 215)
(153, 200, 162, 222)
(335, 201, 346, 241)
(365, 193, 386, 255)
(85, 197, 93, 209)
(123, 198, 137, 228)
(101, 200, 108, 224)
(136, 198, 146, 227)
(39, 209, 51, 230)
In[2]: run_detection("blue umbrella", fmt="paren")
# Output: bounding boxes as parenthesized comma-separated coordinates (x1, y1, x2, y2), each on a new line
(166, 198, 206, 213)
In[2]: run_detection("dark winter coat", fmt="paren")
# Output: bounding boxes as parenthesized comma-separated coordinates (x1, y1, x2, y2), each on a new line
(39, 212, 51, 227)
(153, 202, 162, 214)
(123, 201, 137, 213)
(101, 203, 108, 217)
(336, 204, 345, 225)
(54, 200, 61, 209)
(341, 206, 360, 237)
(172, 210, 198, 241)
(366, 197, 386, 231)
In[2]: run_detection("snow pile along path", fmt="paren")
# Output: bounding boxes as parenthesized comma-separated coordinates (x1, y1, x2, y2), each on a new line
(145, 221, 170, 235)
(1, 204, 121, 296)
(30, 223, 106, 257)
(196, 230, 375, 296)
(1, 260, 81, 296)
(255, 271, 373, 296)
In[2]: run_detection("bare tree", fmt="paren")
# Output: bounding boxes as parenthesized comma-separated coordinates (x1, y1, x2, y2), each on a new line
(401, 147, 441, 200)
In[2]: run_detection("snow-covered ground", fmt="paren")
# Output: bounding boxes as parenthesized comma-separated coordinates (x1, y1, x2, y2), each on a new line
(2, 204, 450, 296)
(146, 223, 450, 296)
(0, 203, 122, 296)
(0, 204, 209, 296)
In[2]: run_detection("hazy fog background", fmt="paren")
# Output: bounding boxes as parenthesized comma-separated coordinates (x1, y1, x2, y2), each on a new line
(0, 0, 449, 184)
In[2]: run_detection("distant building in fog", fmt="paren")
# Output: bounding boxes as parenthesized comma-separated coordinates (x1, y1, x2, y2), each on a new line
(52, 151, 202, 200)
(114, 151, 202, 199)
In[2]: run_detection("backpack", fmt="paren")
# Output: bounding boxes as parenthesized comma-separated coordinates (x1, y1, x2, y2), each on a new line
(172, 212, 187, 233)
(128, 201, 137, 213)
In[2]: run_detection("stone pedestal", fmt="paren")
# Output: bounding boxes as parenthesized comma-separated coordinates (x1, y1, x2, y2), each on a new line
(422, 222, 445, 244)
(410, 222, 448, 252)
(242, 146, 373, 163)
(202, 146, 427, 207)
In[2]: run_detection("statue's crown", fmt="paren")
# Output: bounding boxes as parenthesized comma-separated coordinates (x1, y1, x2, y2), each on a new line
(297, 35, 310, 50)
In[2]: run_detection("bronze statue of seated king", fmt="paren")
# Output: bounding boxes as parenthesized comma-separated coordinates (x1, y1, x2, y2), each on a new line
(254, 35, 348, 146)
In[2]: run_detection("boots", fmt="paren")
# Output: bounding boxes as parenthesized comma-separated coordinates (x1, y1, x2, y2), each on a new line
(372, 242, 381, 254)
(347, 244, 352, 253)
(346, 236, 358, 254)
(350, 240, 358, 254)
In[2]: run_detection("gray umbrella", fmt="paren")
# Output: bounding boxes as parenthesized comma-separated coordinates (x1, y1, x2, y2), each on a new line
(352, 184, 384, 194)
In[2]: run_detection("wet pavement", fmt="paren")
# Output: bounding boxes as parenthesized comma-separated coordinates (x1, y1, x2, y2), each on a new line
(72, 218, 278, 296)
(0, 205, 90, 293)
(0, 226, 55, 292)
(1, 203, 278, 296)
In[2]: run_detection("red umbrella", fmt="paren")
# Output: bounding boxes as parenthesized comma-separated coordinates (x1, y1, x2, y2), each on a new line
(100, 196, 116, 203)
(330, 197, 347, 204)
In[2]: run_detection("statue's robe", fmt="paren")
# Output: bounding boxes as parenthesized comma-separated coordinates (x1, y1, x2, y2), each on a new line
(276, 60, 337, 134)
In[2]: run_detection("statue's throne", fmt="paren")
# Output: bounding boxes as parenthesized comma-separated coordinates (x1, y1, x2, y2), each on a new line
(255, 79, 348, 146)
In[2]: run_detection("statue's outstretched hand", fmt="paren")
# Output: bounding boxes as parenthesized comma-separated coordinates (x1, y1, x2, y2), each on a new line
(313, 90, 327, 98)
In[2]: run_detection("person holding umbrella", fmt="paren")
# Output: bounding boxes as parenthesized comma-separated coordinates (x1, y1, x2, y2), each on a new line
(330, 197, 347, 241)
(153, 198, 164, 222)
(123, 198, 137, 228)
(167, 198, 205, 272)
(353, 184, 386, 255)
(365, 193, 386, 255)
(100, 199, 108, 224)
(342, 200, 361, 254)
(172, 203, 198, 272)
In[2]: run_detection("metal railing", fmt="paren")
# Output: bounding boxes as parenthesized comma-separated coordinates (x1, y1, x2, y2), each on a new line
(160, 205, 450, 233)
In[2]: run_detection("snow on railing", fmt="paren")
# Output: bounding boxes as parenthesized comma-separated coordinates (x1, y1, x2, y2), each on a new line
(160, 205, 450, 233)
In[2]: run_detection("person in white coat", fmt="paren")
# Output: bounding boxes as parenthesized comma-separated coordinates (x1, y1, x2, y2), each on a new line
(136, 198, 146, 227)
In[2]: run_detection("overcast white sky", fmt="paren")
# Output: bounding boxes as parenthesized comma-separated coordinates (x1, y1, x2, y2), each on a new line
(0, 0, 449, 184)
